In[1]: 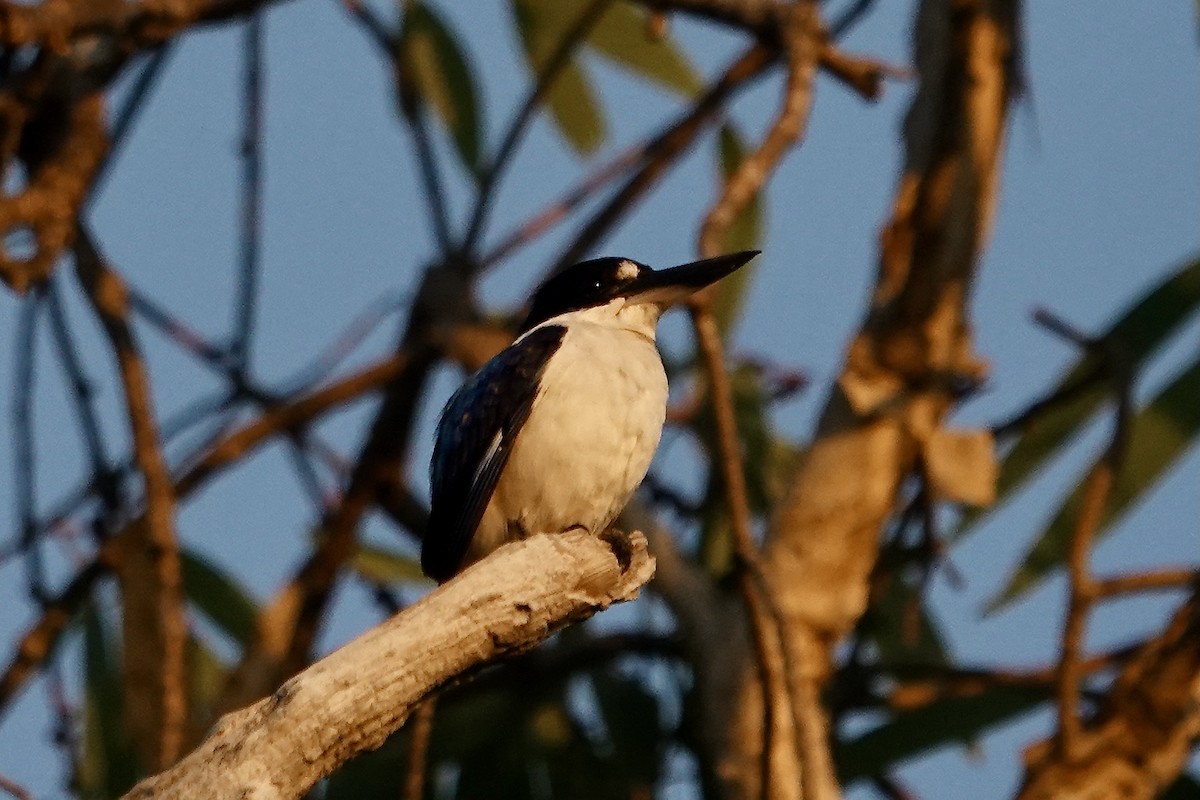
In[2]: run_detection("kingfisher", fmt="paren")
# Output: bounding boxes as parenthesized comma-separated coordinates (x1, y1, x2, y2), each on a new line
(421, 250, 759, 583)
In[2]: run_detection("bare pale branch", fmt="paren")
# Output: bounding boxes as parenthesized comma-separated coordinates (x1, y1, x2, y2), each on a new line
(123, 531, 655, 800)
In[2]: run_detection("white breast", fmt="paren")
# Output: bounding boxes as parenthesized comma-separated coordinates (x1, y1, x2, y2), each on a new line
(468, 315, 667, 561)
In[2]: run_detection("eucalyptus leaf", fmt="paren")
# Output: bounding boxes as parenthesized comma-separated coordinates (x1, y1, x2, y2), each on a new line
(353, 542, 428, 585)
(187, 635, 227, 726)
(512, 0, 606, 155)
(836, 687, 1049, 783)
(587, 1, 702, 97)
(957, 256, 1200, 539)
(79, 603, 139, 799)
(509, 0, 703, 156)
(711, 125, 763, 337)
(545, 60, 607, 156)
(400, 0, 484, 176)
(987, 354, 1200, 612)
(181, 549, 258, 648)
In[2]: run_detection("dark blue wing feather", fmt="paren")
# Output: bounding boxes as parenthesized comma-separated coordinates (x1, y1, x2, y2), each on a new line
(422, 325, 567, 582)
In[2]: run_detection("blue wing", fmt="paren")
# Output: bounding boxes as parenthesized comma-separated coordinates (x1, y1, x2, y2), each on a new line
(422, 324, 567, 582)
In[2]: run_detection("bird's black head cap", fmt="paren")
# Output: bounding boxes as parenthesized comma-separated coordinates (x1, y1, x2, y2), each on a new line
(519, 257, 650, 333)
(519, 251, 758, 334)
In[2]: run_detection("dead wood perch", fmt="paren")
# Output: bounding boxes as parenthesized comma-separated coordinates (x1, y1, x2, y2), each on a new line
(122, 530, 655, 800)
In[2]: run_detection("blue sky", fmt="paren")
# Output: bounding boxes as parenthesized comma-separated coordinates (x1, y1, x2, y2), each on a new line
(0, 1, 1197, 797)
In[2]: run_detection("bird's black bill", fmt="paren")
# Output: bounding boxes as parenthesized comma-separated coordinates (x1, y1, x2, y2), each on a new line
(627, 250, 759, 302)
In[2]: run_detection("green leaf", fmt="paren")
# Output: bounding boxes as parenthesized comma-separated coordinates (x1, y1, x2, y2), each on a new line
(509, 0, 701, 157)
(187, 635, 228, 728)
(78, 603, 139, 798)
(181, 550, 258, 649)
(957, 255, 1200, 539)
(836, 686, 1049, 784)
(353, 543, 428, 585)
(547, 61, 606, 155)
(988, 354, 1200, 611)
(587, 2, 702, 97)
(400, 0, 484, 176)
(710, 125, 764, 338)
(512, 0, 606, 155)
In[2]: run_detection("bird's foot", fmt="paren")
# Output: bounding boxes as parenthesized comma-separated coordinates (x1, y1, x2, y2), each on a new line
(598, 527, 633, 573)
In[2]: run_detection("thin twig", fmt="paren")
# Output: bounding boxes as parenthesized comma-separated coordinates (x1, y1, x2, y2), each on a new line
(341, 0, 391, 51)
(462, 0, 613, 256)
(819, 43, 907, 102)
(13, 291, 46, 600)
(44, 661, 77, 779)
(480, 141, 645, 270)
(869, 643, 1141, 712)
(640, 0, 900, 101)
(72, 226, 187, 770)
(128, 285, 297, 410)
(0, 356, 407, 719)
(0, 559, 110, 717)
(0, 772, 32, 800)
(284, 433, 337, 515)
(403, 698, 436, 800)
(86, 45, 177, 210)
(345, 0, 453, 252)
(160, 390, 237, 442)
(402, 83, 453, 253)
(250, 147, 350, 513)
(1033, 306, 1093, 349)
(828, 0, 877, 39)
(989, 359, 1107, 439)
(277, 290, 407, 393)
(232, 12, 265, 366)
(550, 43, 775, 273)
(46, 278, 121, 516)
(690, 5, 821, 795)
(176, 353, 408, 495)
(128, 285, 232, 367)
(1093, 569, 1199, 599)
(27, 391, 233, 547)
(1052, 311, 1134, 761)
(696, 12, 816, 260)
(307, 436, 354, 483)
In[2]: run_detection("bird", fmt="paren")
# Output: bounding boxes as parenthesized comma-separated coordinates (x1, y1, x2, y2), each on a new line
(421, 250, 759, 583)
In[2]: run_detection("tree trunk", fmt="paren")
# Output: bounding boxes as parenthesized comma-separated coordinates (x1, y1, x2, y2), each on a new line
(714, 1, 1021, 796)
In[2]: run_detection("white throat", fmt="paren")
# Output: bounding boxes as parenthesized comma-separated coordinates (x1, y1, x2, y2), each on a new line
(540, 298, 664, 340)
